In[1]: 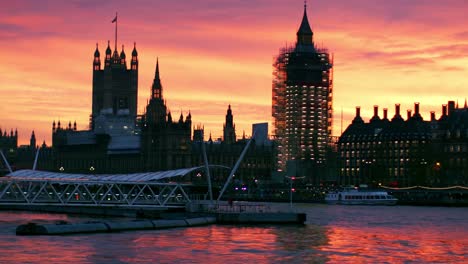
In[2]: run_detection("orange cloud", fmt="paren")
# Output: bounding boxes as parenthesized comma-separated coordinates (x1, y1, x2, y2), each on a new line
(1, 1, 467, 145)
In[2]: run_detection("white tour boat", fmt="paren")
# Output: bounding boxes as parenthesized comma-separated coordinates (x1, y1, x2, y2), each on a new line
(325, 188, 398, 205)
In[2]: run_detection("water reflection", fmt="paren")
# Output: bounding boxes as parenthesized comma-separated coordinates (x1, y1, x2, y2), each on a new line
(321, 225, 467, 263)
(0, 206, 466, 263)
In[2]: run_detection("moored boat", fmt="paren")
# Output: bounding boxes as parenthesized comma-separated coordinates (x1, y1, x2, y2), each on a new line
(325, 188, 398, 205)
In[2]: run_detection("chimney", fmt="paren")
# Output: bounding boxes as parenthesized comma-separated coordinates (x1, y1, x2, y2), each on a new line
(356, 106, 361, 117)
(414, 102, 420, 115)
(395, 104, 401, 116)
(383, 108, 388, 119)
(442, 104, 447, 116)
(448, 101, 455, 115)
(430, 111, 435, 121)
(373, 105, 379, 117)
(407, 110, 412, 120)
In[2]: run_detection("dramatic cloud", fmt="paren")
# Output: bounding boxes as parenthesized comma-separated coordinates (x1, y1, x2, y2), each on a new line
(0, 0, 467, 144)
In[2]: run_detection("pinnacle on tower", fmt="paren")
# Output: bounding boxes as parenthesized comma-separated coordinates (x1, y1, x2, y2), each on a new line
(94, 43, 100, 57)
(132, 42, 138, 56)
(106, 40, 112, 55)
(151, 58, 163, 99)
(120, 45, 126, 59)
(296, 2, 314, 46)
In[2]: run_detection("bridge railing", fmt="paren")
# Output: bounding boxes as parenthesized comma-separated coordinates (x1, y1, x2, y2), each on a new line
(0, 179, 192, 208)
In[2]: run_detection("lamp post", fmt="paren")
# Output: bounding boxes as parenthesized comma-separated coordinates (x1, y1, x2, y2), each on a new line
(285, 176, 305, 209)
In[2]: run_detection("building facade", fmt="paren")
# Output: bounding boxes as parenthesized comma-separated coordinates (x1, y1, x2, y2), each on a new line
(0, 128, 17, 174)
(223, 105, 236, 144)
(338, 101, 468, 187)
(91, 41, 138, 129)
(272, 4, 333, 180)
(141, 60, 192, 171)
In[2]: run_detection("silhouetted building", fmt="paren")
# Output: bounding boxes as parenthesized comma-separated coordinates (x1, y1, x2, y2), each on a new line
(272, 4, 333, 181)
(252, 123, 270, 146)
(0, 127, 17, 174)
(141, 59, 192, 170)
(51, 31, 142, 173)
(223, 105, 236, 144)
(193, 125, 205, 142)
(91, 41, 138, 130)
(338, 101, 468, 187)
(431, 100, 468, 186)
(191, 118, 274, 193)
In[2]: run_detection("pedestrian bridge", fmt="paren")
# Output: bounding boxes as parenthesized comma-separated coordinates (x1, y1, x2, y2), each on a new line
(0, 166, 228, 209)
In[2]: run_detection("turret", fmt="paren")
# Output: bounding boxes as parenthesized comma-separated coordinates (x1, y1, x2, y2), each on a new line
(105, 40, 112, 67)
(131, 42, 138, 71)
(179, 112, 184, 123)
(120, 45, 126, 67)
(112, 46, 120, 64)
(73, 121, 77, 131)
(93, 43, 101, 71)
(30, 130, 36, 149)
(186, 111, 192, 123)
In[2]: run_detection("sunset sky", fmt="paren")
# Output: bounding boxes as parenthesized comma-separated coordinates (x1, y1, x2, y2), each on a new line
(1, 0, 467, 145)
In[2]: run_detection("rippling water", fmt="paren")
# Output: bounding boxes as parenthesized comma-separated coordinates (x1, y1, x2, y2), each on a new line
(0, 205, 466, 263)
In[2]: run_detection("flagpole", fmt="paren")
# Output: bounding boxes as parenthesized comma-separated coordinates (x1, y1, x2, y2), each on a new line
(114, 12, 118, 52)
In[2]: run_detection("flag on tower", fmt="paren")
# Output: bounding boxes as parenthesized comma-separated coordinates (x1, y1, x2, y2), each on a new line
(112, 14, 117, 23)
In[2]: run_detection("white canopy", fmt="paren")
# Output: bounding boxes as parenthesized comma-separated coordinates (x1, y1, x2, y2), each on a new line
(5, 165, 230, 183)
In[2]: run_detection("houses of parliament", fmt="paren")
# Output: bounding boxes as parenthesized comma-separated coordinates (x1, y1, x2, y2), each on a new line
(1, 6, 467, 189)
(0, 33, 274, 187)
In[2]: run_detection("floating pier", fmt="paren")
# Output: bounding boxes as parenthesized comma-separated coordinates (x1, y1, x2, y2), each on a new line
(16, 217, 216, 235)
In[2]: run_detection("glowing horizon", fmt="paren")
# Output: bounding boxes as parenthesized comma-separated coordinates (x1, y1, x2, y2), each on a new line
(1, 0, 467, 145)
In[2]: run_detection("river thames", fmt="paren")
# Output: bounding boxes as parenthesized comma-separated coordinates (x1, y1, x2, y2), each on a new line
(0, 204, 466, 263)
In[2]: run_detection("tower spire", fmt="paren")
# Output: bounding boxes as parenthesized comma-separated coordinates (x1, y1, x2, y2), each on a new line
(155, 57, 160, 79)
(296, 2, 313, 46)
(151, 58, 162, 99)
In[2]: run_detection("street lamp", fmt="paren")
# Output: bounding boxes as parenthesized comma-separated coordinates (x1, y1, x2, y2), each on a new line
(59, 166, 64, 172)
(285, 176, 305, 209)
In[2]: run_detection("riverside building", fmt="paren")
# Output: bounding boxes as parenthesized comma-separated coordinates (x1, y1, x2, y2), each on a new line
(338, 101, 468, 187)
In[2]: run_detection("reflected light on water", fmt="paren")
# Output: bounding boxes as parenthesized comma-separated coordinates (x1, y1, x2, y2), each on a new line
(0, 206, 466, 263)
(321, 225, 467, 263)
